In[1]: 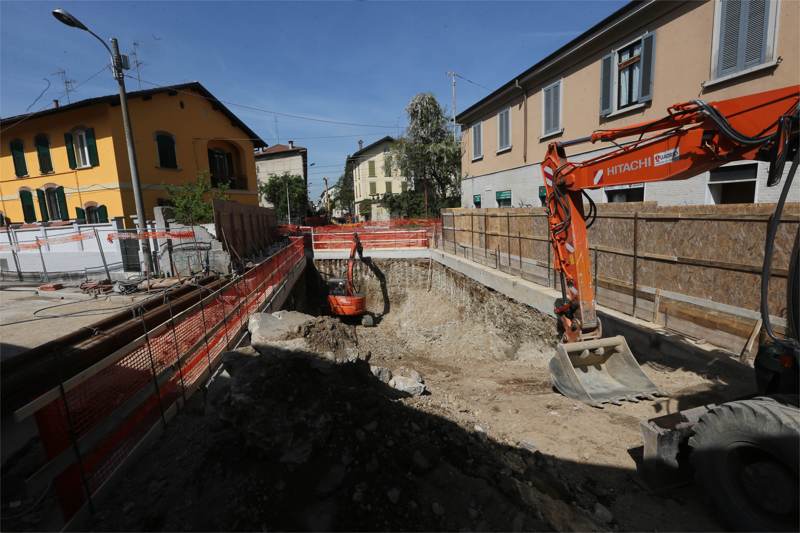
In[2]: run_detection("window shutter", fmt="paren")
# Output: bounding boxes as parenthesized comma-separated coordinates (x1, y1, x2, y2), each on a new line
(75, 207, 86, 221)
(717, 0, 743, 76)
(20, 190, 36, 223)
(552, 83, 560, 132)
(64, 132, 77, 169)
(98, 205, 109, 223)
(743, 0, 769, 68)
(10, 139, 27, 177)
(599, 53, 613, 117)
(36, 189, 49, 222)
(543, 87, 552, 134)
(56, 186, 69, 220)
(35, 135, 53, 173)
(85, 128, 99, 166)
(639, 33, 656, 103)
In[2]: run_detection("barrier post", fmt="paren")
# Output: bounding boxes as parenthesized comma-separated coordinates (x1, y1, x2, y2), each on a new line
(35, 237, 49, 281)
(93, 227, 112, 281)
(6, 228, 23, 281)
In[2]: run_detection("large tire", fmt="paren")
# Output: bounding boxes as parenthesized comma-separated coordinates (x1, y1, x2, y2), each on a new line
(689, 396, 800, 531)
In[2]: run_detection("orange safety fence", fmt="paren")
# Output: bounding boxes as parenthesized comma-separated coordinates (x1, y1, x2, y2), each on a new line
(0, 231, 93, 252)
(276, 218, 441, 251)
(16, 237, 305, 524)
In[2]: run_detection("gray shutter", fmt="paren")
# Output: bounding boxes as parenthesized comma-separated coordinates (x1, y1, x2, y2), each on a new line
(86, 128, 99, 166)
(552, 82, 560, 131)
(743, 0, 769, 68)
(599, 53, 613, 117)
(718, 0, 743, 76)
(639, 33, 656, 103)
(543, 87, 552, 134)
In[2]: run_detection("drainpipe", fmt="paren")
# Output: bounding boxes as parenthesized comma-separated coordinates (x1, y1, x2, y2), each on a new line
(515, 79, 527, 164)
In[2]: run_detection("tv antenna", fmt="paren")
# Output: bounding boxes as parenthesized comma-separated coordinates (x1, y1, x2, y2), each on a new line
(53, 68, 76, 103)
(129, 41, 145, 90)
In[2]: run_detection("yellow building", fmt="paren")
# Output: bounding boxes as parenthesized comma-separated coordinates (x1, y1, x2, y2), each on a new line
(350, 136, 408, 221)
(0, 82, 266, 224)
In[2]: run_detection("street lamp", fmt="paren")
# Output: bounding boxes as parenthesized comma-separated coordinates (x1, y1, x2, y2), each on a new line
(53, 8, 153, 276)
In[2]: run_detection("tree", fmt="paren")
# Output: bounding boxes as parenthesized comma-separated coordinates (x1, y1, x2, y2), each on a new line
(258, 173, 307, 223)
(380, 189, 427, 218)
(334, 166, 355, 215)
(165, 173, 228, 224)
(386, 93, 461, 216)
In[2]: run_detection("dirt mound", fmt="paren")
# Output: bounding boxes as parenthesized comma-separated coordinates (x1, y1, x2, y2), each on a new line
(90, 345, 600, 532)
(297, 316, 361, 359)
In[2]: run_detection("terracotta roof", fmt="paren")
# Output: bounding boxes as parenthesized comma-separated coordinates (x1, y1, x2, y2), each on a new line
(255, 143, 307, 158)
(1, 81, 267, 148)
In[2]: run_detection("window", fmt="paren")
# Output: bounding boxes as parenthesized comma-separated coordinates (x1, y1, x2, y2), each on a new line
(19, 189, 36, 223)
(385, 181, 393, 194)
(708, 163, 757, 204)
(369, 182, 376, 196)
(714, 0, 776, 79)
(208, 147, 244, 189)
(496, 190, 512, 208)
(85, 204, 109, 223)
(10, 139, 27, 177)
(473, 194, 482, 208)
(368, 160, 376, 177)
(497, 108, 511, 151)
(471, 122, 483, 160)
(65, 128, 98, 168)
(605, 185, 644, 203)
(600, 33, 655, 117)
(155, 132, 177, 169)
(43, 186, 68, 221)
(542, 81, 562, 137)
(35, 134, 53, 174)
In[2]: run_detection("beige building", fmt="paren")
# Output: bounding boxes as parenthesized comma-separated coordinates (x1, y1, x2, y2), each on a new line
(457, 0, 799, 208)
(350, 136, 409, 221)
(254, 141, 308, 209)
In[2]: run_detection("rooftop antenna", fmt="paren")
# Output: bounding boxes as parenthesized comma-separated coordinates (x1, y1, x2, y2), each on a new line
(447, 71, 458, 142)
(53, 68, 76, 103)
(129, 41, 144, 90)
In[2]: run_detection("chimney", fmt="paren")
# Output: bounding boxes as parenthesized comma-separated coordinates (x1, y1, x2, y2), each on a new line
(53, 99, 60, 109)
(358, 139, 364, 150)
(288, 140, 294, 149)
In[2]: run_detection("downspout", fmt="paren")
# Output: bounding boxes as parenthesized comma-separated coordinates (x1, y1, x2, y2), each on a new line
(515, 79, 528, 164)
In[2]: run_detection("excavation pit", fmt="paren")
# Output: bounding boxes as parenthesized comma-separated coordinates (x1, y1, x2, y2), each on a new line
(80, 258, 753, 531)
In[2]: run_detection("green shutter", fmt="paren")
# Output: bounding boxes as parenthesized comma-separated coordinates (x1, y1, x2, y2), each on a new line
(75, 207, 86, 221)
(35, 135, 53, 173)
(56, 186, 69, 220)
(86, 128, 99, 166)
(64, 132, 77, 169)
(97, 204, 108, 223)
(36, 189, 49, 222)
(10, 139, 27, 177)
(20, 190, 36, 223)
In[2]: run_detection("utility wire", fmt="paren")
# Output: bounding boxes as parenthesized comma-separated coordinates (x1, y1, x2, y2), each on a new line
(455, 73, 492, 92)
(126, 74, 398, 129)
(25, 78, 52, 112)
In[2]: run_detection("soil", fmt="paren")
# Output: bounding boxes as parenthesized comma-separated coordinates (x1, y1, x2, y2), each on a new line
(86, 259, 756, 531)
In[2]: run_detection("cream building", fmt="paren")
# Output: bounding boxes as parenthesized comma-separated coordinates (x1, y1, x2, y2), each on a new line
(457, 0, 799, 208)
(254, 141, 308, 209)
(350, 137, 409, 221)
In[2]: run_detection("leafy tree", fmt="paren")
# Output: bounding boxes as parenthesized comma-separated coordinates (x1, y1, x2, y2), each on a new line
(386, 93, 461, 216)
(358, 198, 374, 218)
(333, 169, 354, 215)
(165, 173, 228, 224)
(380, 190, 426, 218)
(258, 173, 307, 223)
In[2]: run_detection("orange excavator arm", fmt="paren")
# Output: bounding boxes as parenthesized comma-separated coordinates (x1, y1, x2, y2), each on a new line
(542, 85, 799, 343)
(345, 232, 363, 296)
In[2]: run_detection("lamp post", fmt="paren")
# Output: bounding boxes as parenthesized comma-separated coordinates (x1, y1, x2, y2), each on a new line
(52, 8, 153, 276)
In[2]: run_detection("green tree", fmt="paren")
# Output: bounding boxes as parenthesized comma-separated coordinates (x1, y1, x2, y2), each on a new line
(165, 173, 228, 224)
(258, 173, 307, 223)
(386, 93, 461, 216)
(380, 189, 427, 218)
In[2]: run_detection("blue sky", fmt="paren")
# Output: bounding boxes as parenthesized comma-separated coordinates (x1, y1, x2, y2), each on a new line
(1, 0, 626, 200)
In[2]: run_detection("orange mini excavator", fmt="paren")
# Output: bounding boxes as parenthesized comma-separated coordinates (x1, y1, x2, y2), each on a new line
(327, 232, 373, 325)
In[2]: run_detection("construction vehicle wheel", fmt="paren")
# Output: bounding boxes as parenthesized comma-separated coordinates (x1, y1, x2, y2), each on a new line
(689, 395, 800, 531)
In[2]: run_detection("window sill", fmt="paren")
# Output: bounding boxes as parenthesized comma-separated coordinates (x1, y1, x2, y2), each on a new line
(702, 59, 780, 89)
(156, 166, 182, 171)
(75, 165, 92, 170)
(539, 129, 564, 141)
(471, 156, 484, 162)
(605, 102, 647, 118)
(496, 146, 512, 155)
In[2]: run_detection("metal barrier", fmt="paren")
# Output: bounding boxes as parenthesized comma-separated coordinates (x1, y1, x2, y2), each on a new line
(312, 229, 431, 250)
(11, 237, 306, 526)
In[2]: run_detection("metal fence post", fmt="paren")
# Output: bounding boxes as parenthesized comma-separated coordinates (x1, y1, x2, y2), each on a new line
(57, 382, 95, 515)
(93, 227, 111, 281)
(632, 212, 639, 317)
(506, 212, 511, 270)
(518, 232, 522, 276)
(139, 310, 167, 427)
(167, 296, 188, 404)
(35, 237, 49, 281)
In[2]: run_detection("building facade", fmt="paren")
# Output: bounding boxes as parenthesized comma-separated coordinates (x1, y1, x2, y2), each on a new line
(254, 141, 309, 209)
(0, 82, 265, 225)
(457, 0, 799, 208)
(350, 136, 409, 221)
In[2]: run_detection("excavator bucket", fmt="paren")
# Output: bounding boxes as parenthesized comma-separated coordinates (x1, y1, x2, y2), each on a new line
(549, 336, 663, 407)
